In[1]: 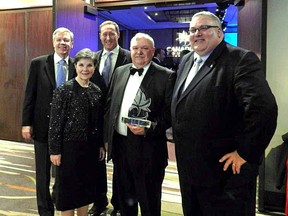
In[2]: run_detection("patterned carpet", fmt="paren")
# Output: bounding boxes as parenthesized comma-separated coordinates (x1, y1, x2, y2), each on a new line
(0, 140, 37, 215)
(0, 140, 183, 216)
(0, 140, 275, 216)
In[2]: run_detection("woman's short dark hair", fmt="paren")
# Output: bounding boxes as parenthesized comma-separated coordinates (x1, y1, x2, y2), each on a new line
(74, 48, 97, 65)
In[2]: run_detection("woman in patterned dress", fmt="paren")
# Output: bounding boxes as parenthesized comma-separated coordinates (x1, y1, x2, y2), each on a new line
(48, 48, 106, 216)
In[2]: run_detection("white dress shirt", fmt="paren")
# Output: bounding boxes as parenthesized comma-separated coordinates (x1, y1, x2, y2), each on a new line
(99, 45, 120, 76)
(116, 63, 151, 136)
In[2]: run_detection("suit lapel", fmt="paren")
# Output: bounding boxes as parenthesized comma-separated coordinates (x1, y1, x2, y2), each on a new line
(95, 50, 102, 76)
(172, 53, 194, 104)
(180, 63, 213, 100)
(68, 57, 75, 79)
(44, 54, 76, 89)
(111, 48, 130, 81)
(45, 54, 56, 89)
(176, 54, 194, 94)
(140, 62, 156, 91)
(115, 48, 126, 68)
(114, 64, 131, 106)
(177, 40, 226, 102)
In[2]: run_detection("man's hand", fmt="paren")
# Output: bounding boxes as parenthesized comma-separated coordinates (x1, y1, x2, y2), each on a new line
(50, 154, 61, 166)
(22, 126, 33, 141)
(104, 142, 108, 152)
(99, 147, 106, 161)
(127, 124, 145, 135)
(219, 150, 246, 174)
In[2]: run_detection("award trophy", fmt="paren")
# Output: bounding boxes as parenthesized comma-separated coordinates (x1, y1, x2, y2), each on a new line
(121, 88, 152, 128)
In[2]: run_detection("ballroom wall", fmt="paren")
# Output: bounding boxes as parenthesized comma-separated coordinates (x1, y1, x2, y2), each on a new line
(54, 0, 98, 56)
(266, 0, 288, 153)
(257, 0, 288, 213)
(0, 8, 53, 141)
(0, 0, 285, 213)
(0, 0, 279, 144)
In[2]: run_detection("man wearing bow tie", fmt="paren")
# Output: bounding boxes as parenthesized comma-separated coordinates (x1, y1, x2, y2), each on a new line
(105, 32, 176, 216)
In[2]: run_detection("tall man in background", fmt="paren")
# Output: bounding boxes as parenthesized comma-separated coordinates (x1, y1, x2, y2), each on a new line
(171, 11, 277, 216)
(22, 27, 76, 216)
(89, 20, 131, 216)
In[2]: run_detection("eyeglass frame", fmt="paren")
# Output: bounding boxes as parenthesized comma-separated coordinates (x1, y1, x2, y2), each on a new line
(189, 25, 220, 34)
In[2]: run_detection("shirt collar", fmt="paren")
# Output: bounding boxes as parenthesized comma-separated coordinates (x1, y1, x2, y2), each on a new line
(103, 45, 120, 56)
(195, 51, 212, 63)
(131, 62, 151, 76)
(54, 53, 69, 64)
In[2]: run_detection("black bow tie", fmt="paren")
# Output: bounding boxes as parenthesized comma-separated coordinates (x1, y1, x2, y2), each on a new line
(130, 67, 144, 76)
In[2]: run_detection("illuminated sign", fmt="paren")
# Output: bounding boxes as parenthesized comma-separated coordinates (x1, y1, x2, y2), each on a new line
(166, 30, 191, 57)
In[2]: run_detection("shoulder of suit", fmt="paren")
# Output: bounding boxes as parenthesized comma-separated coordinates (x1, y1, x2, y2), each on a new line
(120, 47, 130, 53)
(68, 57, 75, 63)
(119, 47, 131, 56)
(226, 42, 251, 55)
(95, 50, 102, 56)
(183, 51, 194, 60)
(114, 63, 131, 74)
(150, 61, 174, 74)
(116, 62, 131, 70)
(32, 54, 51, 62)
(220, 42, 255, 61)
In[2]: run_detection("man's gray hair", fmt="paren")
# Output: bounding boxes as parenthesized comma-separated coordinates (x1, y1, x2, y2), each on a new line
(130, 33, 155, 48)
(192, 11, 222, 28)
(53, 27, 74, 42)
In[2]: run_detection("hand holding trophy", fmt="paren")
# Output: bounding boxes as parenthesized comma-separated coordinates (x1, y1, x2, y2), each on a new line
(122, 88, 152, 130)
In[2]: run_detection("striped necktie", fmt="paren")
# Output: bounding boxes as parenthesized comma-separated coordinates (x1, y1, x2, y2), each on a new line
(102, 52, 112, 86)
(56, 59, 66, 87)
(183, 57, 203, 92)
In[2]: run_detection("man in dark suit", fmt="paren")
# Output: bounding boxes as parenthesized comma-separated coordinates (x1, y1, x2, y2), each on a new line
(22, 27, 76, 216)
(152, 48, 165, 66)
(89, 20, 131, 216)
(171, 11, 278, 216)
(90, 20, 131, 97)
(105, 33, 176, 216)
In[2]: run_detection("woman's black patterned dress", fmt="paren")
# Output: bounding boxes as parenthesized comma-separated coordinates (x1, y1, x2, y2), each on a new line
(48, 79, 104, 211)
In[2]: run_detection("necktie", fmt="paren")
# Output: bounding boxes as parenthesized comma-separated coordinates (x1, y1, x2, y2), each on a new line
(102, 52, 112, 86)
(183, 57, 203, 91)
(130, 67, 144, 76)
(56, 59, 66, 87)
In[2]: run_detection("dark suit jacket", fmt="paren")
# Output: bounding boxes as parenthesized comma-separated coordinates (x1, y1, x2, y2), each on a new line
(22, 53, 76, 143)
(90, 47, 131, 98)
(105, 62, 176, 165)
(275, 132, 288, 190)
(171, 40, 278, 186)
(152, 57, 161, 65)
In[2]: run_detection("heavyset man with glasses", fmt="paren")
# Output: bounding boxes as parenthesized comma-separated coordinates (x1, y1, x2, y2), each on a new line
(171, 11, 277, 215)
(89, 20, 131, 216)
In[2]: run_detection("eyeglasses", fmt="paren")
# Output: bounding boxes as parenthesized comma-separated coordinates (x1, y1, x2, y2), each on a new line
(189, 25, 219, 34)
